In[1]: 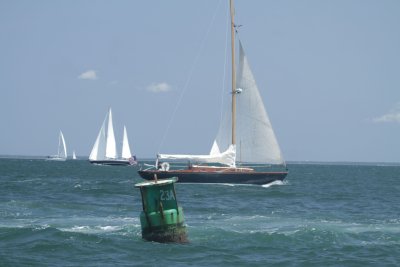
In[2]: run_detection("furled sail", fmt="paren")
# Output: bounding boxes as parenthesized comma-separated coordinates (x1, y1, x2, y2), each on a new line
(158, 144, 236, 167)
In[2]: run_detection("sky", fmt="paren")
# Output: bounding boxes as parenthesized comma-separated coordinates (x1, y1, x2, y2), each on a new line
(1, 0, 399, 162)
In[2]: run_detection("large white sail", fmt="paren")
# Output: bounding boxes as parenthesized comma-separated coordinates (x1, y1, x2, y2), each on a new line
(212, 42, 285, 165)
(59, 131, 67, 159)
(236, 41, 284, 164)
(121, 126, 132, 159)
(105, 109, 117, 159)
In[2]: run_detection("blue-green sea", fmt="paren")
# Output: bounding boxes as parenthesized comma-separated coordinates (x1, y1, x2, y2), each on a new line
(0, 158, 399, 266)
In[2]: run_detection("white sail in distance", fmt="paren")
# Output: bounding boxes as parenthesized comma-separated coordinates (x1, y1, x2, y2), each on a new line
(105, 109, 117, 159)
(89, 116, 107, 161)
(89, 108, 134, 163)
(59, 131, 67, 159)
(121, 126, 132, 159)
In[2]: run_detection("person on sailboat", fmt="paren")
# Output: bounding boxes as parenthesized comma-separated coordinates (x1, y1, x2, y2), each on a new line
(129, 156, 138, 165)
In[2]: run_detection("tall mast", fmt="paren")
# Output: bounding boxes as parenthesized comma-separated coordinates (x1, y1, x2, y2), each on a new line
(230, 0, 236, 146)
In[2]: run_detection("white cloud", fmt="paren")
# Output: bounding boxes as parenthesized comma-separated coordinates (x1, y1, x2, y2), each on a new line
(146, 82, 171, 93)
(373, 112, 400, 123)
(78, 70, 98, 80)
(372, 103, 400, 123)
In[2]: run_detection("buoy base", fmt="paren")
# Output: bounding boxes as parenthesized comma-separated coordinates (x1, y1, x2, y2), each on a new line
(142, 224, 188, 243)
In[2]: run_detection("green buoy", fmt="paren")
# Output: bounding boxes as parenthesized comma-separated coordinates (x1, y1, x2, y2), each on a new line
(135, 176, 188, 243)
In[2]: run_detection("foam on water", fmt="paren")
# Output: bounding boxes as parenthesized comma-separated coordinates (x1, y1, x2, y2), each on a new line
(60, 225, 125, 234)
(262, 180, 288, 188)
(1, 159, 400, 266)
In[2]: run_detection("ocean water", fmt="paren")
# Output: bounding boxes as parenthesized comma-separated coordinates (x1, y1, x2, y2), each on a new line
(0, 158, 399, 266)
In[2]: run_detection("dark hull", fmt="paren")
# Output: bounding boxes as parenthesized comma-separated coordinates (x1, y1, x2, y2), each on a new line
(90, 160, 132, 166)
(138, 170, 288, 185)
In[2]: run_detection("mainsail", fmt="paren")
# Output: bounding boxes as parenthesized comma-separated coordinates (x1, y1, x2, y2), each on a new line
(106, 109, 117, 159)
(211, 42, 285, 165)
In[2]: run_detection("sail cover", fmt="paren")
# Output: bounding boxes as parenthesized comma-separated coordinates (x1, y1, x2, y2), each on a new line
(158, 145, 236, 167)
(211, 41, 285, 165)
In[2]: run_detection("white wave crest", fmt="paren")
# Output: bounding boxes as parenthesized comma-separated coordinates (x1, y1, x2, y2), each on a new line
(60, 225, 123, 234)
(262, 180, 288, 188)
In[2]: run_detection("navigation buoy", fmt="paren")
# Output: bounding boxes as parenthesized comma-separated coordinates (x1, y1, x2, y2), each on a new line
(135, 177, 188, 243)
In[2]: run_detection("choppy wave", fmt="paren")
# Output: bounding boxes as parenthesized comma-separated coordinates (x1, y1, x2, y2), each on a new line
(1, 159, 400, 266)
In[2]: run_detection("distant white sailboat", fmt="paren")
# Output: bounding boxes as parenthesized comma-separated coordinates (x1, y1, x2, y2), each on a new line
(89, 108, 136, 166)
(47, 130, 67, 161)
(72, 151, 77, 160)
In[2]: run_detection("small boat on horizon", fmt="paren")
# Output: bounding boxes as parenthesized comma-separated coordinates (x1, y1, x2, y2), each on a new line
(47, 130, 67, 161)
(89, 108, 137, 166)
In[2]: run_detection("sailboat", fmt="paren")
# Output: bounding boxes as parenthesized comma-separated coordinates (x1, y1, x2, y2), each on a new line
(138, 0, 288, 184)
(72, 151, 77, 160)
(47, 130, 67, 161)
(89, 108, 137, 166)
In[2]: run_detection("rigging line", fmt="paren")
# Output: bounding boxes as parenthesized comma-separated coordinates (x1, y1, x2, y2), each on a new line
(217, 0, 230, 137)
(157, 0, 225, 153)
